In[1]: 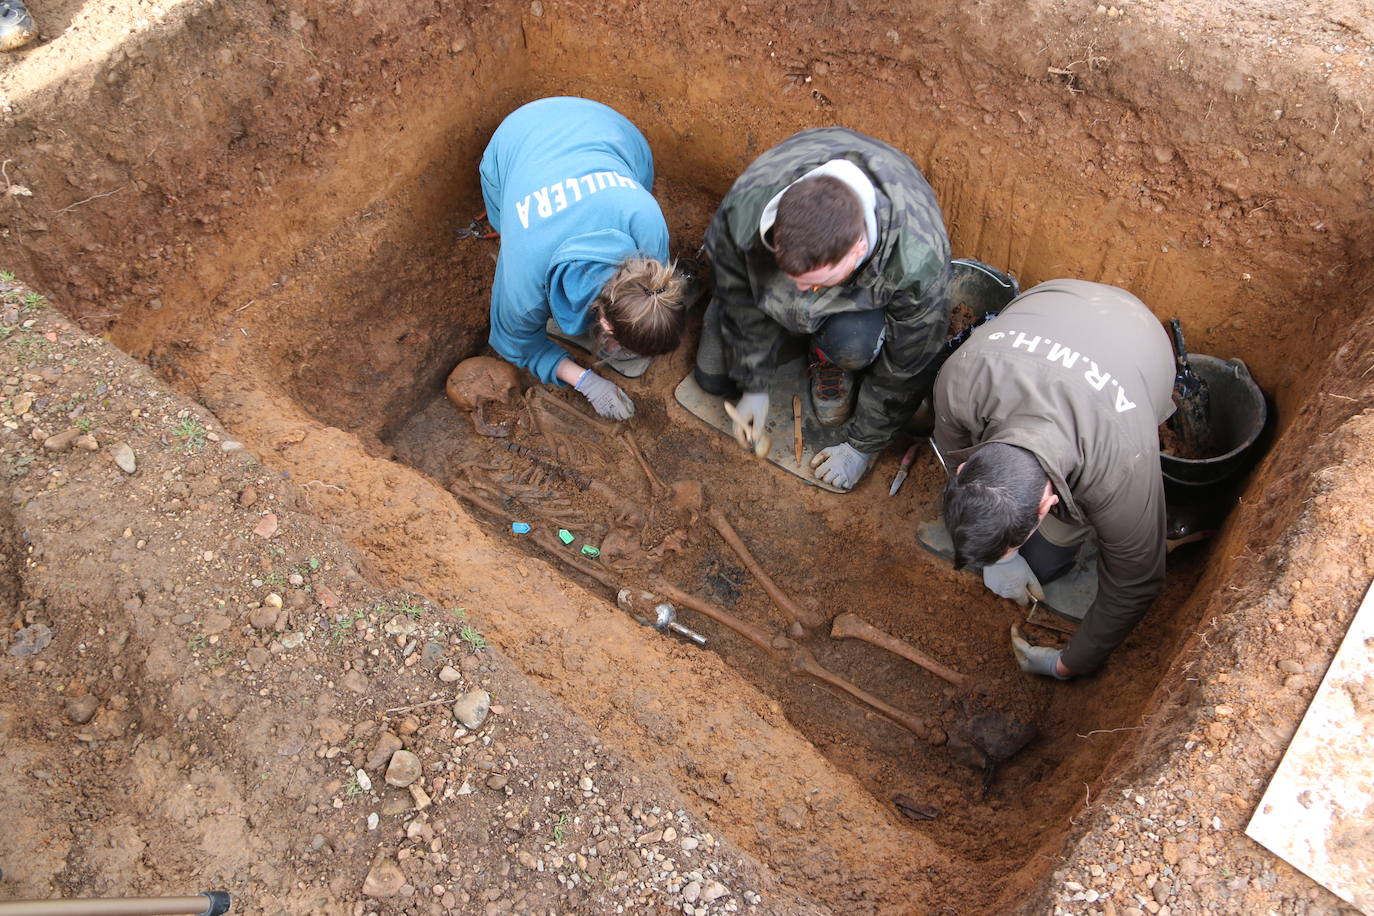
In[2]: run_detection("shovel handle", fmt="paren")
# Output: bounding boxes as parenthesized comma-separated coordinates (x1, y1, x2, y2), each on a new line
(0, 891, 231, 916)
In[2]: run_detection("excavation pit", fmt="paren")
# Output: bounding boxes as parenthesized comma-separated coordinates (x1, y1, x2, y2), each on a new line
(2, 0, 1373, 911)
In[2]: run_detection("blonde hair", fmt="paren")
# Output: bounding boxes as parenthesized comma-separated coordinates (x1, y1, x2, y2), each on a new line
(596, 256, 688, 356)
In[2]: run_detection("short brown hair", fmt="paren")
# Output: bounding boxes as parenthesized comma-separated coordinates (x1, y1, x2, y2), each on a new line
(773, 175, 865, 276)
(597, 257, 688, 356)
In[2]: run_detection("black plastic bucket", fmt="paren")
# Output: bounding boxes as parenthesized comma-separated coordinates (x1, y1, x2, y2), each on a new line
(947, 257, 1021, 319)
(1160, 355, 1266, 489)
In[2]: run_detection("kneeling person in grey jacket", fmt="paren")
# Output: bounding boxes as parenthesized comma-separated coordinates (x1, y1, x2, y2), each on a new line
(934, 279, 1176, 678)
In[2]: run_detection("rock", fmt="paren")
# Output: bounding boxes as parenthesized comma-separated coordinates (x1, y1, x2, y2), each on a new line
(438, 665, 462, 683)
(11, 392, 32, 415)
(701, 881, 728, 902)
(65, 695, 99, 724)
(280, 632, 305, 649)
(109, 442, 136, 474)
(366, 812, 379, 831)
(220, 440, 244, 452)
(249, 605, 278, 631)
(778, 805, 806, 829)
(73, 433, 99, 451)
(385, 750, 422, 788)
(682, 881, 701, 903)
(342, 669, 369, 693)
(253, 513, 279, 539)
(7, 623, 53, 657)
(1277, 659, 1303, 675)
(315, 716, 348, 743)
(453, 689, 491, 729)
(363, 859, 406, 898)
(238, 486, 258, 507)
(356, 769, 373, 792)
(246, 647, 270, 669)
(43, 428, 80, 451)
(264, 592, 283, 609)
(366, 732, 404, 771)
(409, 784, 432, 810)
(681, 837, 699, 851)
(485, 774, 508, 791)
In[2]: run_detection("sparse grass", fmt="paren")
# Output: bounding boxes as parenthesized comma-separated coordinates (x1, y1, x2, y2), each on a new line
(8, 333, 53, 365)
(376, 595, 425, 619)
(206, 649, 231, 670)
(459, 624, 487, 652)
(22, 290, 43, 311)
(553, 813, 569, 844)
(0, 270, 14, 283)
(345, 772, 365, 797)
(6, 455, 34, 479)
(171, 417, 207, 453)
(331, 609, 366, 644)
(264, 572, 286, 587)
(291, 557, 321, 579)
(188, 633, 208, 653)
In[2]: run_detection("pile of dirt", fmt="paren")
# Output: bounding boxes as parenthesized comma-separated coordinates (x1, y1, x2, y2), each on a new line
(0, 286, 819, 914)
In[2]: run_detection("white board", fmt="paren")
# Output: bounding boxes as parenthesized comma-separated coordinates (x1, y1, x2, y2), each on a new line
(1246, 578, 1374, 913)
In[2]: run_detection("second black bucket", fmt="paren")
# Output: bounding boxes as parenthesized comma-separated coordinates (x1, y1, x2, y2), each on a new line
(1160, 355, 1267, 489)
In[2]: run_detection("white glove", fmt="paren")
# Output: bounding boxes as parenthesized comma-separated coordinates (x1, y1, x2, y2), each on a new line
(729, 392, 770, 447)
(574, 370, 634, 420)
(1010, 625, 1070, 679)
(982, 551, 1045, 607)
(809, 442, 874, 490)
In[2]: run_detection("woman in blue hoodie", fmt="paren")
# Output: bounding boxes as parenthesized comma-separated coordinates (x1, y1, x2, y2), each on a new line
(479, 97, 688, 420)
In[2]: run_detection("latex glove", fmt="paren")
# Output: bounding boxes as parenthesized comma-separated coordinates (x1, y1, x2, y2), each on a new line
(810, 442, 874, 490)
(1010, 625, 1070, 679)
(729, 391, 771, 447)
(982, 550, 1046, 607)
(574, 370, 634, 421)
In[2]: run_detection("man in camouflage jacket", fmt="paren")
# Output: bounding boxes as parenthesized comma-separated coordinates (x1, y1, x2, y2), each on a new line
(694, 127, 951, 490)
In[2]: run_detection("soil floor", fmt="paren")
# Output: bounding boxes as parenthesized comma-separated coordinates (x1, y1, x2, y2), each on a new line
(1, 0, 1374, 914)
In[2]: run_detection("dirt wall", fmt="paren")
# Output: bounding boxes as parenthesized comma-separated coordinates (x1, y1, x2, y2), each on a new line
(2, 0, 1373, 912)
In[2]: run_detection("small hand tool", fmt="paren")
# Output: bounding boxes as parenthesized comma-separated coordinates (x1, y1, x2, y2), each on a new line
(888, 442, 919, 496)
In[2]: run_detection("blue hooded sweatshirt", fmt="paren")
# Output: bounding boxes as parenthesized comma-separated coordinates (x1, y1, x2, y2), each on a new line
(478, 97, 670, 384)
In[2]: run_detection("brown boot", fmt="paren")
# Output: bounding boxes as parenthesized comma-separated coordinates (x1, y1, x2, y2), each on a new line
(809, 349, 856, 428)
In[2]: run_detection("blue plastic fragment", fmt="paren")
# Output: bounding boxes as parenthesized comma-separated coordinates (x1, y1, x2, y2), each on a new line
(511, 522, 531, 534)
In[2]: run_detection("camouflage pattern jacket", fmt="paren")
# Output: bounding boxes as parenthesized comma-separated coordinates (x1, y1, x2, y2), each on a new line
(704, 127, 951, 453)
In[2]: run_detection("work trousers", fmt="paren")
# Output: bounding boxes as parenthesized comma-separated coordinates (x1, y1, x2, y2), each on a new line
(694, 298, 885, 397)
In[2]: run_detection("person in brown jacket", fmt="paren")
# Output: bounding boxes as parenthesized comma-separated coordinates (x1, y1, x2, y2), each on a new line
(933, 279, 1176, 678)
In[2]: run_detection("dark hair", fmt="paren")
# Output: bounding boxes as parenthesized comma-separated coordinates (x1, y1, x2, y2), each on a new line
(597, 257, 688, 356)
(773, 175, 864, 276)
(942, 443, 1047, 569)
